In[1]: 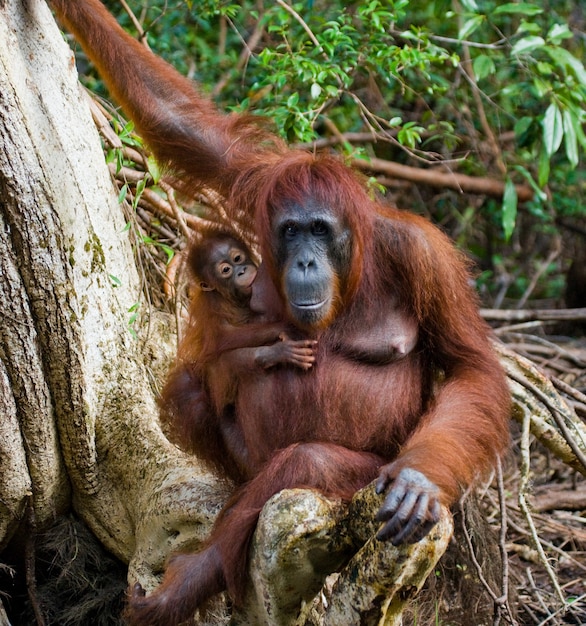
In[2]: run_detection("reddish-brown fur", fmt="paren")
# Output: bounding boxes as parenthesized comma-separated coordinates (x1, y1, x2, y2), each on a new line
(49, 2, 511, 625)
(160, 225, 315, 482)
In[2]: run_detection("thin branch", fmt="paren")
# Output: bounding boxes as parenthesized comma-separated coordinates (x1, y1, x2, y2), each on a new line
(344, 92, 452, 165)
(275, 0, 327, 58)
(518, 410, 567, 607)
(516, 239, 561, 309)
(218, 14, 227, 58)
(457, 40, 506, 176)
(537, 594, 586, 626)
(429, 34, 508, 49)
(24, 498, 45, 626)
(211, 16, 266, 97)
(87, 95, 123, 149)
(120, 0, 151, 49)
(533, 487, 586, 513)
(495, 458, 512, 623)
(160, 181, 190, 239)
(458, 484, 515, 625)
(498, 333, 586, 369)
(505, 514, 586, 574)
(140, 188, 217, 232)
(552, 377, 586, 408)
(511, 369, 586, 472)
(108, 162, 146, 184)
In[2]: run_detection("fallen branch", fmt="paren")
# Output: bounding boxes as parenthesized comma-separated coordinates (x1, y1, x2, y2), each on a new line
(352, 156, 534, 201)
(496, 342, 586, 475)
(518, 401, 566, 607)
(533, 485, 586, 513)
(482, 307, 586, 322)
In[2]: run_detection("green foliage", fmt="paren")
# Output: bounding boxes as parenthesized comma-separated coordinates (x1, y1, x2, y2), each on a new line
(90, 0, 585, 305)
(104, 118, 141, 174)
(127, 301, 140, 339)
(250, 1, 459, 144)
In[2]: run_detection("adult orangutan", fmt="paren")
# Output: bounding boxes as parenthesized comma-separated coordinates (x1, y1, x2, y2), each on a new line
(162, 223, 417, 483)
(48, 1, 511, 625)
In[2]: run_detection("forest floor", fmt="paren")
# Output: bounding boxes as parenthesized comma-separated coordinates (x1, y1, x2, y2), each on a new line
(492, 330, 586, 625)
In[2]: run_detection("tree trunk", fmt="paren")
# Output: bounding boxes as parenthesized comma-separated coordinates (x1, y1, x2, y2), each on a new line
(0, 0, 227, 592)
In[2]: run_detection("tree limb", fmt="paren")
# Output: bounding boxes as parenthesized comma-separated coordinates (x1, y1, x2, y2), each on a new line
(483, 307, 586, 322)
(352, 156, 534, 201)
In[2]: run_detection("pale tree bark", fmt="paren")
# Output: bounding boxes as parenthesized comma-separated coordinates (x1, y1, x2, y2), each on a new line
(0, 0, 227, 591)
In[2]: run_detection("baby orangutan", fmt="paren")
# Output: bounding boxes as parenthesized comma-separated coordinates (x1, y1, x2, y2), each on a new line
(160, 226, 317, 482)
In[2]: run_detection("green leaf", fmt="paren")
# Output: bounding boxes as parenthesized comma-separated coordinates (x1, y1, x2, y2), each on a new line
(117, 183, 128, 204)
(494, 3, 542, 15)
(532, 76, 552, 97)
(133, 177, 149, 209)
(547, 23, 573, 44)
(397, 122, 423, 148)
(512, 165, 547, 201)
(157, 243, 175, 263)
(310, 83, 322, 100)
(458, 15, 484, 40)
(537, 145, 550, 187)
(514, 117, 532, 136)
(545, 46, 586, 88)
(502, 178, 518, 241)
(399, 29, 418, 41)
(536, 61, 553, 76)
(460, 0, 479, 11)
(109, 274, 122, 288)
(562, 108, 579, 167)
(473, 55, 495, 81)
(512, 36, 545, 55)
(569, 105, 586, 149)
(517, 20, 541, 35)
(542, 102, 563, 157)
(147, 156, 161, 184)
